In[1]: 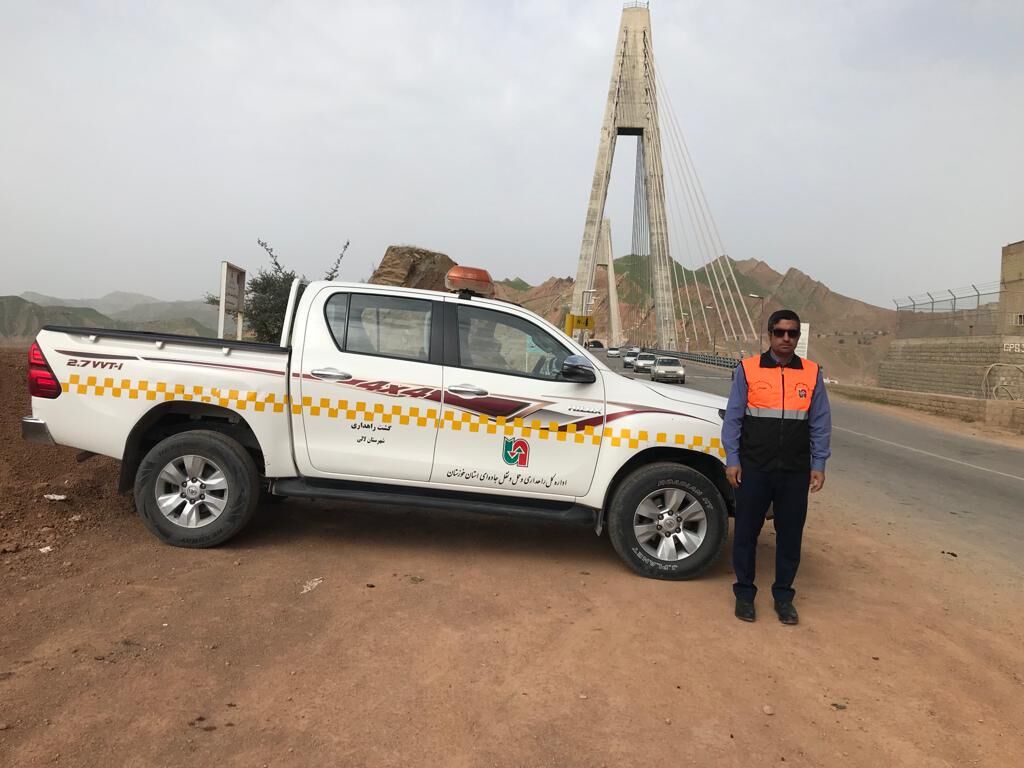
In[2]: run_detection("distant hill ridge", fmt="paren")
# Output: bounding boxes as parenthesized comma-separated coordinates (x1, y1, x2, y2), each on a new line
(17, 291, 220, 336)
(1, 295, 216, 342)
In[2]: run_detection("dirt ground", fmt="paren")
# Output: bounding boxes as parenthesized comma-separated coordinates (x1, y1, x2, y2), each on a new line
(2, 346, 1023, 768)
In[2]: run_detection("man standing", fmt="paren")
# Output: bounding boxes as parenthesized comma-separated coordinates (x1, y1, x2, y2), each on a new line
(721, 309, 831, 625)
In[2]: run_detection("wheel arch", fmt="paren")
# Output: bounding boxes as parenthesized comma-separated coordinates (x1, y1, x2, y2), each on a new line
(595, 447, 734, 534)
(118, 402, 266, 492)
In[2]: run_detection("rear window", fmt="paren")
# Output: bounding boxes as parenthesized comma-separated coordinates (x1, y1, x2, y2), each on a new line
(325, 293, 433, 362)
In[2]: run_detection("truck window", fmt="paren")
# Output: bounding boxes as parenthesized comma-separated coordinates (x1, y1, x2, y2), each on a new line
(456, 305, 570, 380)
(339, 294, 432, 362)
(324, 293, 349, 346)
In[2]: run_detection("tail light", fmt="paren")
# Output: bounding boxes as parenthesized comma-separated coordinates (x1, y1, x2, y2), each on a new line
(28, 342, 62, 399)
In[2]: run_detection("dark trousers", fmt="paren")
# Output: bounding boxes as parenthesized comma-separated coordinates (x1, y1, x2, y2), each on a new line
(732, 466, 809, 603)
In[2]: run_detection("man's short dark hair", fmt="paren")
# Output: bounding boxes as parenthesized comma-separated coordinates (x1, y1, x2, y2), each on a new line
(767, 309, 801, 331)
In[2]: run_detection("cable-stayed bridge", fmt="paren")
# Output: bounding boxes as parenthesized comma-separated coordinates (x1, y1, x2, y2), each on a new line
(572, 2, 758, 356)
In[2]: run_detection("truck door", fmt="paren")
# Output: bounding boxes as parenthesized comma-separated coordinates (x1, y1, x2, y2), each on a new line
(430, 300, 605, 497)
(293, 287, 443, 482)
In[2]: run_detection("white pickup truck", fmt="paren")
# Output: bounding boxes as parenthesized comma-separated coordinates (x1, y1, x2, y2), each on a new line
(22, 269, 732, 580)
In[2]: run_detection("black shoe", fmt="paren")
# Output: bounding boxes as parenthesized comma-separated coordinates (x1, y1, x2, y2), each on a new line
(774, 601, 799, 625)
(735, 598, 756, 622)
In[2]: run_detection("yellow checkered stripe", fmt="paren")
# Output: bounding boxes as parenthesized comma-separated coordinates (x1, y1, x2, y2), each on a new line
(437, 410, 721, 454)
(63, 374, 289, 413)
(294, 396, 438, 428)
(61, 376, 726, 457)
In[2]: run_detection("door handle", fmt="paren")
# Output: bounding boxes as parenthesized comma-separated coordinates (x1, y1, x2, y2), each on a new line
(310, 368, 353, 381)
(447, 384, 488, 397)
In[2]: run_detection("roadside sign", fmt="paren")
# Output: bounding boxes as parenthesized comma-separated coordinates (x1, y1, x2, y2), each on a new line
(796, 322, 810, 358)
(218, 261, 246, 340)
(564, 314, 595, 334)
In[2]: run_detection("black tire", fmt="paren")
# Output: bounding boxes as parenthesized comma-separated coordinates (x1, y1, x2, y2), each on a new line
(681, 375, 686, 384)
(133, 430, 260, 548)
(607, 462, 727, 580)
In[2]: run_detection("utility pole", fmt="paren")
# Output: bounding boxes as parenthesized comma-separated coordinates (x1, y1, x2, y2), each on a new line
(704, 304, 717, 355)
(748, 293, 765, 348)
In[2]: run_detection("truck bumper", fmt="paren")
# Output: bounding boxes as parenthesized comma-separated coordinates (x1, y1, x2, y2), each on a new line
(22, 416, 55, 445)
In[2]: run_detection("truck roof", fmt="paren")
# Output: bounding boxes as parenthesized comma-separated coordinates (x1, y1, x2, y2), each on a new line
(304, 280, 522, 311)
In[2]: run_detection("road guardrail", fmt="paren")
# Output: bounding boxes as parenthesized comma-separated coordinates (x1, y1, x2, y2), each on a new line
(645, 348, 740, 370)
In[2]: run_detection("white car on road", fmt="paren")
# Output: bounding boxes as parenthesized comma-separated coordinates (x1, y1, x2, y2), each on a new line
(650, 357, 686, 384)
(633, 352, 657, 374)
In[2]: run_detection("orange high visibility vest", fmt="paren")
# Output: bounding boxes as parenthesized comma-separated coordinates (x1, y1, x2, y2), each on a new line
(739, 353, 819, 470)
(741, 354, 819, 419)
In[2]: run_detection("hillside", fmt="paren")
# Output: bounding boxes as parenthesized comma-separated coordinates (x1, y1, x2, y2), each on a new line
(21, 291, 160, 316)
(492, 254, 895, 384)
(0, 296, 216, 343)
(110, 299, 219, 329)
(0, 297, 117, 341)
(20, 291, 220, 331)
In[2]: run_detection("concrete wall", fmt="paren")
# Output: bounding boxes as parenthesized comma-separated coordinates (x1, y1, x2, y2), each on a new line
(830, 383, 1024, 433)
(878, 336, 999, 397)
(1002, 240, 1024, 335)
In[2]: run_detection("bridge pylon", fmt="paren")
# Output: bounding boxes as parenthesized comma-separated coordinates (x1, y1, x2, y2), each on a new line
(572, 2, 677, 350)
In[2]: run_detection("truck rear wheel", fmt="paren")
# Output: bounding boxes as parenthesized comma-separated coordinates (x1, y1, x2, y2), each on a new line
(607, 462, 727, 580)
(133, 430, 259, 548)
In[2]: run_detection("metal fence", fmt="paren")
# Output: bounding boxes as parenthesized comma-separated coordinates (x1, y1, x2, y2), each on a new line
(892, 283, 1017, 339)
(647, 348, 739, 369)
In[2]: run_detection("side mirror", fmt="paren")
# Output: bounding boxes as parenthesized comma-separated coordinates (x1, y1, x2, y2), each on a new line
(561, 355, 597, 383)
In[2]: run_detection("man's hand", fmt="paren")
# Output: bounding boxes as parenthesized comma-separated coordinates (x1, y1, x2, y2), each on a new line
(810, 470, 825, 493)
(726, 465, 742, 488)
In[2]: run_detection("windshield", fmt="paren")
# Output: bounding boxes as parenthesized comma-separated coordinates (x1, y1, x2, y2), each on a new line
(656, 358, 679, 366)
(638, 353, 655, 360)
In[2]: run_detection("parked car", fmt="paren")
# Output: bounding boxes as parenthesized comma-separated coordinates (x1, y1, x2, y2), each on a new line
(23, 266, 732, 581)
(623, 350, 639, 368)
(651, 357, 686, 384)
(633, 352, 657, 374)
(607, 347, 621, 358)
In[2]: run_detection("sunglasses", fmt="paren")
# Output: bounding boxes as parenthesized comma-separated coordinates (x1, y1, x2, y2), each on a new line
(771, 328, 801, 339)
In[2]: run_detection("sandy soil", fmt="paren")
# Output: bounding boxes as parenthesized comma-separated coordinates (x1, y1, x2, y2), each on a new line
(2, 347, 1022, 767)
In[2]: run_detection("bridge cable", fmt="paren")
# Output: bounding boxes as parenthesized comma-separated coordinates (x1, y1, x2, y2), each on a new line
(654, 63, 757, 342)
(650, 74, 732, 348)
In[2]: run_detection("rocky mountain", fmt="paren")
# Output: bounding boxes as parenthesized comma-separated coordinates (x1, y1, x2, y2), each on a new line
(369, 246, 457, 291)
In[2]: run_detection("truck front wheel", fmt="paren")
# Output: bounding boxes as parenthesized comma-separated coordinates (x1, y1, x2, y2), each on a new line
(607, 462, 727, 580)
(133, 430, 259, 548)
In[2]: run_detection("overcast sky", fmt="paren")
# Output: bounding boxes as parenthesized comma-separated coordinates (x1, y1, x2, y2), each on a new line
(2, 0, 1022, 307)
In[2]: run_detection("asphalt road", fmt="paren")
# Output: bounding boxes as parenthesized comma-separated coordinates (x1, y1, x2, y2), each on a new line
(599, 353, 1024, 565)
